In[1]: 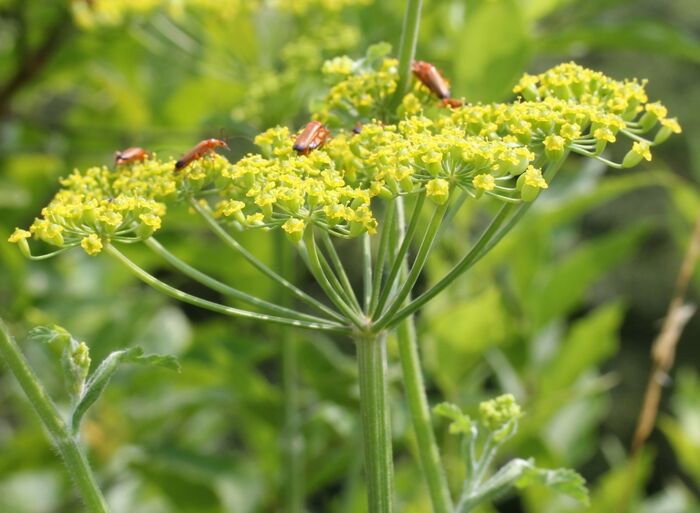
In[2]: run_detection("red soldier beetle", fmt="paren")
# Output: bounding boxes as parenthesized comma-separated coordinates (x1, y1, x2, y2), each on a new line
(115, 147, 148, 166)
(175, 138, 229, 172)
(412, 60, 451, 100)
(293, 121, 330, 155)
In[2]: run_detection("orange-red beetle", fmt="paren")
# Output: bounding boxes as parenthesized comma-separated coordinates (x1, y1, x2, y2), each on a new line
(115, 147, 148, 166)
(175, 138, 229, 172)
(442, 98, 463, 108)
(293, 121, 330, 155)
(412, 60, 451, 100)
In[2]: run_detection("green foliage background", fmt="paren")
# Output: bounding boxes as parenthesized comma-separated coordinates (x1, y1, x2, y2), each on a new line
(1, 0, 699, 511)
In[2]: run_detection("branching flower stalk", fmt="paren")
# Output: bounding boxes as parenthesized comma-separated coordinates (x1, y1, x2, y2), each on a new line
(8, 28, 680, 513)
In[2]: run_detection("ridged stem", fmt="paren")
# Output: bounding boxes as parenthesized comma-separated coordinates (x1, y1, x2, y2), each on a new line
(355, 330, 394, 513)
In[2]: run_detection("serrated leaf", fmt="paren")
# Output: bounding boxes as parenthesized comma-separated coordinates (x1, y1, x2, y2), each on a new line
(27, 325, 71, 347)
(459, 458, 589, 512)
(515, 463, 589, 505)
(434, 402, 472, 434)
(71, 347, 180, 434)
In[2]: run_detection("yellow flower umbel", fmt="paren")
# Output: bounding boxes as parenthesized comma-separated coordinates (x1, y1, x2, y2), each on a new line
(9, 58, 680, 263)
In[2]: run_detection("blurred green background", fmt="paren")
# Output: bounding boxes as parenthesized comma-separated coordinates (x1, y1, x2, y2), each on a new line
(1, 0, 699, 512)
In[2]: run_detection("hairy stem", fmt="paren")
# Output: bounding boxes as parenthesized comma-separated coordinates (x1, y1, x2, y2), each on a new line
(0, 319, 110, 513)
(356, 330, 394, 513)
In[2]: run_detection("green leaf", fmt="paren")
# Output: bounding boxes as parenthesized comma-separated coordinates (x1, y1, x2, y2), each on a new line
(434, 402, 472, 434)
(537, 20, 700, 64)
(71, 347, 180, 434)
(539, 301, 624, 392)
(453, 0, 531, 102)
(27, 325, 71, 347)
(515, 463, 590, 506)
(459, 458, 589, 511)
(531, 223, 649, 327)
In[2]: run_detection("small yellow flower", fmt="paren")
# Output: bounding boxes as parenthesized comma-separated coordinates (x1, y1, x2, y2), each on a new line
(543, 134, 566, 153)
(560, 123, 581, 141)
(281, 218, 306, 243)
(8, 228, 31, 243)
(633, 141, 652, 161)
(660, 117, 682, 134)
(425, 178, 450, 205)
(472, 174, 496, 191)
(80, 234, 103, 256)
(593, 127, 616, 143)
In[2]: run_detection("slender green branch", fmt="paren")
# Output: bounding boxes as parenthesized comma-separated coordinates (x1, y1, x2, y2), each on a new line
(144, 238, 340, 325)
(393, 197, 454, 513)
(319, 232, 363, 313)
(301, 229, 366, 328)
(370, 201, 396, 313)
(386, 203, 514, 328)
(317, 245, 363, 314)
(105, 244, 351, 334)
(384, 156, 568, 328)
(390, 0, 424, 111)
(0, 319, 111, 513)
(191, 198, 346, 323)
(356, 330, 394, 513)
(275, 233, 304, 513)
(362, 233, 373, 313)
(373, 193, 426, 317)
(397, 316, 454, 513)
(374, 201, 450, 331)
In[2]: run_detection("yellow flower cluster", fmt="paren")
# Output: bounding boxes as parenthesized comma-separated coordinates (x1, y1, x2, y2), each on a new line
(323, 118, 540, 204)
(507, 62, 681, 162)
(10, 159, 175, 256)
(9, 59, 680, 259)
(210, 128, 378, 241)
(315, 43, 404, 128)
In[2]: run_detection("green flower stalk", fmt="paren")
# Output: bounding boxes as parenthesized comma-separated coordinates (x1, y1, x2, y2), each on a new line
(8, 44, 680, 513)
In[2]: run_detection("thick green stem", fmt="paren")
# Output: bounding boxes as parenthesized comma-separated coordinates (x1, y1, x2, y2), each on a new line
(390, 0, 424, 111)
(393, 197, 454, 513)
(0, 319, 110, 513)
(356, 330, 394, 513)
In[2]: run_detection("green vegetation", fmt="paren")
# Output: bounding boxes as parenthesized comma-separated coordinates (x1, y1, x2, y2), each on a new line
(1, 1, 699, 512)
